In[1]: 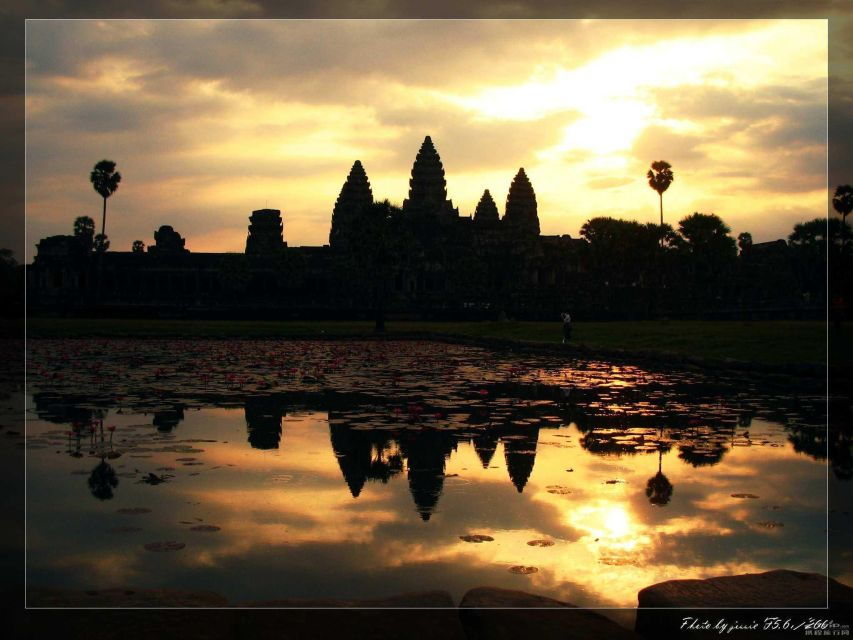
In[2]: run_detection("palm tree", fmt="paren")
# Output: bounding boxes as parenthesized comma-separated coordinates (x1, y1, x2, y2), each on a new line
(89, 160, 122, 243)
(833, 185, 853, 227)
(647, 160, 674, 245)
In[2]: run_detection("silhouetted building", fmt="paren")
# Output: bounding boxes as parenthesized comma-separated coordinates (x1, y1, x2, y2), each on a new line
(246, 209, 286, 255)
(31, 134, 813, 319)
(149, 225, 189, 255)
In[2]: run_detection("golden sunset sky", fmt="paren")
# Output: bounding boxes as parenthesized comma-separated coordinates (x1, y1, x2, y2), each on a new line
(25, 19, 827, 258)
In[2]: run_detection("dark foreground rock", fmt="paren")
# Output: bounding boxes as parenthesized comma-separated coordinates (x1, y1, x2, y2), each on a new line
(459, 587, 640, 640)
(244, 590, 454, 608)
(638, 569, 853, 608)
(23, 588, 466, 640)
(27, 587, 229, 607)
(636, 570, 853, 638)
(234, 592, 465, 640)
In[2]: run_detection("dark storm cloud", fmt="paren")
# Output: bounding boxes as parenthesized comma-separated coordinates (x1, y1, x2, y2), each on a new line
(8, 0, 848, 19)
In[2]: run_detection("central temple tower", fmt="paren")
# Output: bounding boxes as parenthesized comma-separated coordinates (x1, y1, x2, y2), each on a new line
(402, 136, 458, 219)
(503, 168, 540, 237)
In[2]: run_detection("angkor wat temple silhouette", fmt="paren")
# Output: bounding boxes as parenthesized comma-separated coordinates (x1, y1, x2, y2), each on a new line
(28, 136, 584, 319)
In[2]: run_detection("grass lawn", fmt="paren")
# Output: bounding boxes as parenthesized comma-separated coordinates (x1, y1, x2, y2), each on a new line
(23, 317, 845, 368)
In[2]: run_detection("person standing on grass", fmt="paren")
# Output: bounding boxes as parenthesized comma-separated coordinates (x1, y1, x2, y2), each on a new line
(561, 311, 572, 343)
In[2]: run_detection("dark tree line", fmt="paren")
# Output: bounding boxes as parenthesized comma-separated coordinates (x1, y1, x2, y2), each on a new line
(572, 210, 847, 319)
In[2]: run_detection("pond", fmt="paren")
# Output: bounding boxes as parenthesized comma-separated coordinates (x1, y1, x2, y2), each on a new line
(24, 339, 834, 607)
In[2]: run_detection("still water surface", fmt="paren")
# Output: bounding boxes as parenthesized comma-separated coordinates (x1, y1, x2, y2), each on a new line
(25, 340, 829, 606)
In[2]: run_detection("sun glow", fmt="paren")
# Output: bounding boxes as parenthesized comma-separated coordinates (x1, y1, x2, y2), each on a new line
(568, 502, 649, 553)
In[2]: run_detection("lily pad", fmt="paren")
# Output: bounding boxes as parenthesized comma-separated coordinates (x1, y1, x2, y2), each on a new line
(546, 486, 572, 495)
(731, 493, 760, 499)
(459, 534, 494, 543)
(189, 525, 221, 532)
(508, 565, 538, 575)
(527, 539, 555, 547)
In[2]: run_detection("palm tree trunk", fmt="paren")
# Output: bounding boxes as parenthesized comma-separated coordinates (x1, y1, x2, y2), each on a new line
(97, 196, 106, 302)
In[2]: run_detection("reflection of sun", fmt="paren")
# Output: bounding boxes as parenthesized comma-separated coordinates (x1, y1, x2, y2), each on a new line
(569, 502, 650, 553)
(604, 506, 631, 538)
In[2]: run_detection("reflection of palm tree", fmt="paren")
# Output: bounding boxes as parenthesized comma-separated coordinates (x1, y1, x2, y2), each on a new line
(88, 457, 118, 500)
(367, 448, 403, 483)
(833, 184, 853, 235)
(645, 449, 673, 506)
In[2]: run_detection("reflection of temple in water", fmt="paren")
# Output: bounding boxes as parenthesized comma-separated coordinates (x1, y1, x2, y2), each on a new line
(244, 395, 284, 450)
(32, 380, 840, 518)
(153, 405, 185, 432)
(502, 426, 540, 493)
(399, 429, 457, 521)
(328, 414, 403, 497)
(327, 413, 540, 518)
(473, 431, 498, 468)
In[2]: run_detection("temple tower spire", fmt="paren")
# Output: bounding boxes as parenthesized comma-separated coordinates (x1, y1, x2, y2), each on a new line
(402, 135, 458, 218)
(473, 189, 500, 226)
(329, 160, 373, 249)
(503, 168, 540, 236)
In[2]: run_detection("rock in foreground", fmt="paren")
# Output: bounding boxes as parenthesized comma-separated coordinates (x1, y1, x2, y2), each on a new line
(27, 587, 229, 607)
(460, 587, 640, 640)
(636, 570, 853, 638)
(638, 569, 851, 608)
(243, 590, 454, 608)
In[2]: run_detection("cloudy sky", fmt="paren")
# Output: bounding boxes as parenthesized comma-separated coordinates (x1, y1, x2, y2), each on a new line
(24, 19, 827, 258)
